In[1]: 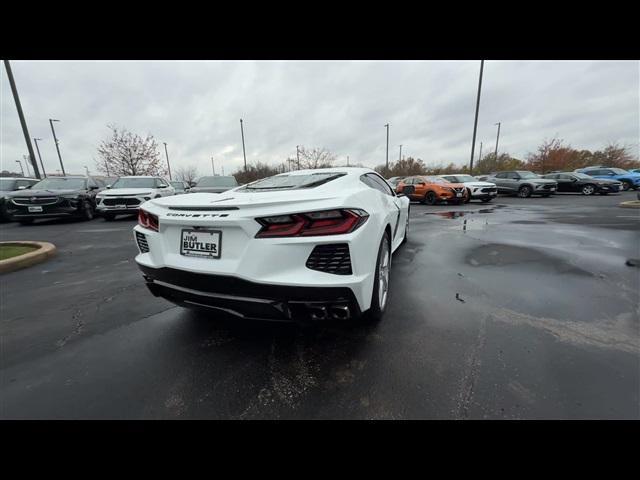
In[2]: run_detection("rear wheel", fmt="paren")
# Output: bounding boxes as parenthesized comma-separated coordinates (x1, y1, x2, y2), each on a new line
(517, 185, 532, 198)
(581, 184, 596, 196)
(621, 180, 632, 191)
(424, 191, 437, 205)
(364, 232, 391, 323)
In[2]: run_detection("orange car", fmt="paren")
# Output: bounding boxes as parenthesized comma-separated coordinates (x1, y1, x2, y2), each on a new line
(396, 175, 469, 205)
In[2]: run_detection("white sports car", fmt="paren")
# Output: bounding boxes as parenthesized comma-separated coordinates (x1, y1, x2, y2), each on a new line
(133, 168, 411, 323)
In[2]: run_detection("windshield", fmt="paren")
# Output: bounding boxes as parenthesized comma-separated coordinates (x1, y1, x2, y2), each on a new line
(111, 178, 156, 188)
(241, 172, 345, 191)
(196, 176, 238, 188)
(31, 177, 86, 190)
(609, 168, 629, 174)
(574, 173, 594, 179)
(452, 175, 477, 182)
(423, 176, 448, 184)
(0, 179, 16, 190)
(518, 171, 539, 179)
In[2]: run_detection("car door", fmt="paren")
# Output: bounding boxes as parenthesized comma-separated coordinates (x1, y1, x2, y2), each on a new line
(365, 173, 405, 247)
(413, 176, 429, 198)
(492, 172, 510, 192)
(553, 174, 571, 192)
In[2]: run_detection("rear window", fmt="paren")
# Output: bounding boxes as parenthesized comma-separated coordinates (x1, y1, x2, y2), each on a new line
(240, 172, 346, 191)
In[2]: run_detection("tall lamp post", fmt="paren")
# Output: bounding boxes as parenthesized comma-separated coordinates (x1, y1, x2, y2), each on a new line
(23, 155, 32, 177)
(240, 119, 247, 172)
(384, 124, 390, 170)
(211, 156, 215, 175)
(296, 145, 300, 170)
(494, 122, 501, 160)
(478, 141, 483, 165)
(398, 144, 402, 162)
(49, 119, 65, 176)
(163, 142, 172, 180)
(33, 138, 46, 177)
(469, 60, 484, 176)
(16, 160, 25, 176)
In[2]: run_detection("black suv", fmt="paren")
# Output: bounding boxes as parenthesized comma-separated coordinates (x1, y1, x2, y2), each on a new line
(6, 176, 105, 225)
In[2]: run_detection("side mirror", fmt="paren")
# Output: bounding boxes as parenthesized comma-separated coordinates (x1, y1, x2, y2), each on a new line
(158, 184, 168, 188)
(106, 185, 111, 189)
(17, 186, 27, 190)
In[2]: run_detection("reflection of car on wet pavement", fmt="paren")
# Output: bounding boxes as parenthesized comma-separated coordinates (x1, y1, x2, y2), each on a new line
(134, 168, 411, 323)
(396, 175, 468, 205)
(575, 167, 640, 191)
(438, 174, 498, 203)
(485, 171, 557, 198)
(541, 172, 622, 195)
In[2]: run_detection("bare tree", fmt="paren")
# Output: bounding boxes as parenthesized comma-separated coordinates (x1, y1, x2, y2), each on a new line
(175, 165, 199, 184)
(95, 125, 165, 177)
(297, 146, 337, 169)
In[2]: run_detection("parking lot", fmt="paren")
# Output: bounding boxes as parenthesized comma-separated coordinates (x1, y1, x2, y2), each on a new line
(1, 191, 638, 419)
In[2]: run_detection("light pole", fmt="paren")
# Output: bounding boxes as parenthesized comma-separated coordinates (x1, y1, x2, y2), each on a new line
(469, 60, 484, 175)
(49, 119, 65, 176)
(84, 165, 89, 175)
(384, 124, 389, 170)
(494, 122, 501, 160)
(4, 61, 41, 179)
(163, 142, 172, 180)
(211, 157, 215, 175)
(478, 141, 483, 164)
(16, 160, 25, 176)
(33, 138, 46, 177)
(347, 155, 350, 167)
(398, 145, 402, 162)
(296, 145, 300, 170)
(240, 119, 247, 172)
(23, 155, 32, 177)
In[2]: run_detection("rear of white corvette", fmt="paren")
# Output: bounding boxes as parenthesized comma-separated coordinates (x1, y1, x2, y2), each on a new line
(133, 169, 410, 323)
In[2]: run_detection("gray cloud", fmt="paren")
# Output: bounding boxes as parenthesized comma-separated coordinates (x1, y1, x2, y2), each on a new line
(1, 60, 638, 177)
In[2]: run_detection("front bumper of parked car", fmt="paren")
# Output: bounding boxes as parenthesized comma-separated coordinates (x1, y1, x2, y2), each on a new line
(7, 197, 85, 218)
(96, 195, 149, 214)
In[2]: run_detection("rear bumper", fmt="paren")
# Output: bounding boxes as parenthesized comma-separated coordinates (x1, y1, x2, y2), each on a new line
(138, 264, 361, 322)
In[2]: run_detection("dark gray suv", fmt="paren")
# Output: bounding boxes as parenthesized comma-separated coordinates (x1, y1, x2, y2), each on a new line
(486, 171, 557, 198)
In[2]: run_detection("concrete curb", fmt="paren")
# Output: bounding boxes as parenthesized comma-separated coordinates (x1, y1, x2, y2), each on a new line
(0, 241, 57, 274)
(619, 201, 640, 209)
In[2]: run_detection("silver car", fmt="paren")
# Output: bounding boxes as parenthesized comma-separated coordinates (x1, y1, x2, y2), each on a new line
(486, 171, 557, 198)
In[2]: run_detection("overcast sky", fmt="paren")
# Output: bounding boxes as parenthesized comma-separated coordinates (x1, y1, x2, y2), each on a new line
(1, 60, 638, 177)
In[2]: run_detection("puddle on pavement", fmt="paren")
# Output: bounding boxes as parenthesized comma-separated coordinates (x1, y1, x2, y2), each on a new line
(424, 205, 507, 218)
(465, 243, 594, 276)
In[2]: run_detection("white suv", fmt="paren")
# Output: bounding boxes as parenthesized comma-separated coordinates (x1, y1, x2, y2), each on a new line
(96, 176, 175, 220)
(438, 174, 498, 203)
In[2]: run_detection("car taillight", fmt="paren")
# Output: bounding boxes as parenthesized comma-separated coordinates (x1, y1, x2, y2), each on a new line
(138, 208, 159, 232)
(255, 209, 368, 238)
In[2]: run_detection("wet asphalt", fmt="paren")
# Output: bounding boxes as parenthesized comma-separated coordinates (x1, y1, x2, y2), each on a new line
(1, 191, 638, 419)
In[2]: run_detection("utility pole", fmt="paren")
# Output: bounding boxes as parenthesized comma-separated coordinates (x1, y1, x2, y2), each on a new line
(4, 60, 41, 179)
(494, 122, 501, 160)
(84, 165, 90, 175)
(16, 160, 25, 176)
(211, 157, 215, 175)
(384, 124, 389, 170)
(469, 60, 484, 176)
(296, 145, 300, 170)
(478, 141, 483, 164)
(398, 145, 402, 162)
(33, 138, 46, 177)
(240, 119, 247, 171)
(163, 142, 172, 180)
(49, 119, 65, 176)
(347, 155, 349, 166)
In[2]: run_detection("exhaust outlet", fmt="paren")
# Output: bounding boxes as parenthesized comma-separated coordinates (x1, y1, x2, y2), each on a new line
(309, 305, 328, 321)
(330, 305, 351, 320)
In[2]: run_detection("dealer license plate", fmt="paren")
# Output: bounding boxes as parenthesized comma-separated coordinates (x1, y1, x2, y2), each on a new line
(456, 193, 463, 197)
(180, 229, 222, 259)
(28, 206, 43, 212)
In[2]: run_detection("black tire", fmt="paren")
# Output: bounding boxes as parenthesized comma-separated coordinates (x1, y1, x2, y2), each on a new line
(364, 232, 391, 323)
(621, 180, 632, 191)
(19, 219, 34, 225)
(517, 185, 532, 198)
(424, 191, 437, 205)
(465, 188, 472, 203)
(103, 213, 116, 221)
(599, 192, 609, 195)
(581, 184, 596, 196)
(80, 200, 94, 221)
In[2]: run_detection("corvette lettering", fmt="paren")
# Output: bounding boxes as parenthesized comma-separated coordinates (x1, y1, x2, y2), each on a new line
(166, 213, 229, 218)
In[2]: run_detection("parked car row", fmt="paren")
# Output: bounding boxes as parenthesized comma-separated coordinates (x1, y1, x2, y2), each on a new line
(0, 174, 239, 225)
(386, 166, 638, 204)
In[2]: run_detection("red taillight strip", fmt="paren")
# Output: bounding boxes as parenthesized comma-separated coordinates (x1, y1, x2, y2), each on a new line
(138, 209, 159, 232)
(255, 209, 368, 238)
